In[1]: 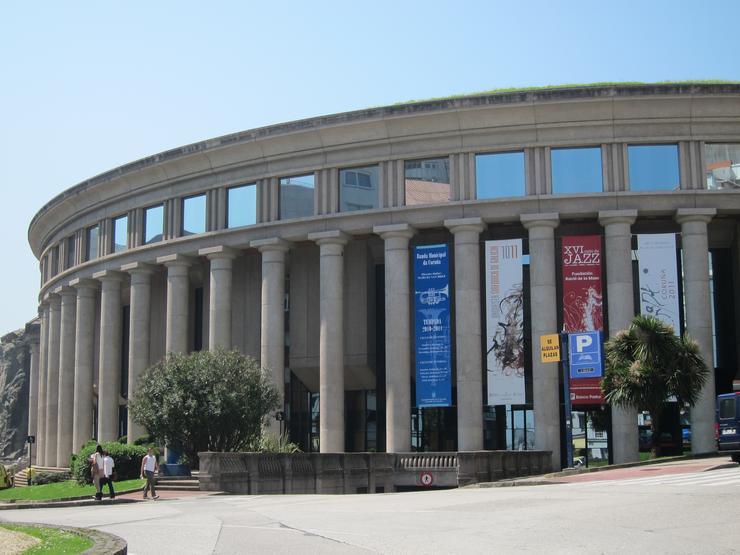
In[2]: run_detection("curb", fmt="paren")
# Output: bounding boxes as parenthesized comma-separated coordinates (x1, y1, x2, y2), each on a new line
(0, 522, 127, 554)
(0, 498, 140, 511)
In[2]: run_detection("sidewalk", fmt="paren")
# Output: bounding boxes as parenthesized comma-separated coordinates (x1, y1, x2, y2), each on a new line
(472, 454, 739, 487)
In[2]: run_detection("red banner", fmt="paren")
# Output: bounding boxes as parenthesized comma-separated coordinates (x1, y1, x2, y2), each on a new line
(562, 235, 603, 333)
(562, 235, 604, 405)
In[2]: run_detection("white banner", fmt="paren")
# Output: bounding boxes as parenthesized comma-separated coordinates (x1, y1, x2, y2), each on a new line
(485, 239, 525, 405)
(637, 234, 680, 335)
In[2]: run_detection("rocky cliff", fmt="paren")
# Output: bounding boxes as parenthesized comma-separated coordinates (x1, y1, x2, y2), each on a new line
(0, 324, 36, 462)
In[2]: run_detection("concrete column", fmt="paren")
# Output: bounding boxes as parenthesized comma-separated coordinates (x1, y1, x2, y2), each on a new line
(374, 224, 415, 453)
(199, 246, 239, 350)
(599, 210, 639, 464)
(521, 213, 561, 470)
(445, 217, 486, 451)
(94, 270, 124, 443)
(121, 263, 155, 444)
(70, 278, 97, 451)
(676, 208, 717, 454)
(308, 230, 348, 453)
(157, 254, 193, 354)
(251, 238, 291, 437)
(36, 303, 49, 466)
(56, 287, 77, 466)
(28, 330, 40, 464)
(44, 294, 61, 466)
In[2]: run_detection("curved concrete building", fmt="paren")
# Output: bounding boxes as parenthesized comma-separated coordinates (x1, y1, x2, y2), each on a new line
(27, 83, 740, 470)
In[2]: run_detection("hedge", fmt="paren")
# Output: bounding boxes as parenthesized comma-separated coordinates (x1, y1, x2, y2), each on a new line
(71, 441, 148, 485)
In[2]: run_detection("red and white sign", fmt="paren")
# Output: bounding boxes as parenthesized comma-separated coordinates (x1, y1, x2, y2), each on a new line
(419, 471, 434, 487)
(562, 236, 604, 405)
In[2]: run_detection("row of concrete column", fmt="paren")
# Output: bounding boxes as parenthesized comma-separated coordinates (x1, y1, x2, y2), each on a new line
(29, 208, 717, 470)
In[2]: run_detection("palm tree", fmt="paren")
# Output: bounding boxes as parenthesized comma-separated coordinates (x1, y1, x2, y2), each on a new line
(602, 315, 709, 457)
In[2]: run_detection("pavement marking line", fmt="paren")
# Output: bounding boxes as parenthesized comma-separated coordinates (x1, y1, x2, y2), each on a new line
(562, 469, 740, 488)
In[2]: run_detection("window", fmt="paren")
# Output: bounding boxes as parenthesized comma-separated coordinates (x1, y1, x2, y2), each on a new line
(112, 214, 128, 253)
(705, 144, 740, 190)
(719, 397, 735, 420)
(340, 166, 379, 212)
(227, 184, 257, 228)
(551, 147, 603, 194)
(86, 225, 99, 261)
(405, 157, 450, 206)
(628, 144, 679, 191)
(182, 194, 206, 236)
(144, 205, 164, 244)
(66, 236, 76, 269)
(50, 246, 59, 277)
(476, 151, 525, 199)
(279, 175, 314, 219)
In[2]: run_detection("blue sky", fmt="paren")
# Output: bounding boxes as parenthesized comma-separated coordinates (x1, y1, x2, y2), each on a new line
(1, 0, 739, 333)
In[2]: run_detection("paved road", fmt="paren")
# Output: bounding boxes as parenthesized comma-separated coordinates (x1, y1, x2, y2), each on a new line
(1, 459, 739, 554)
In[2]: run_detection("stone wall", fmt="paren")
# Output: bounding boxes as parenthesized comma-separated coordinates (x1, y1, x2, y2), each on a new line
(0, 324, 35, 462)
(198, 450, 552, 494)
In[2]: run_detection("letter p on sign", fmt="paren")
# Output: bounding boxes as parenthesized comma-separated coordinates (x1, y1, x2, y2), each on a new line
(575, 335, 592, 352)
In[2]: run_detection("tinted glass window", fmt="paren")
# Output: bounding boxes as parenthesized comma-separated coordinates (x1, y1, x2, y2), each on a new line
(182, 194, 206, 235)
(551, 147, 603, 194)
(227, 184, 257, 227)
(405, 158, 450, 205)
(705, 143, 740, 190)
(280, 175, 314, 219)
(628, 144, 679, 191)
(476, 151, 525, 198)
(51, 246, 59, 276)
(719, 397, 736, 420)
(144, 205, 164, 244)
(112, 215, 128, 253)
(86, 225, 99, 261)
(340, 166, 379, 212)
(66, 236, 76, 269)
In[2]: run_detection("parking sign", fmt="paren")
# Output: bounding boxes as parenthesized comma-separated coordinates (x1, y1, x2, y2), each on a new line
(568, 331, 603, 379)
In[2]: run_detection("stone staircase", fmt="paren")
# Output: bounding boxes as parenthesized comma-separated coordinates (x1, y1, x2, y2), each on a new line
(155, 473, 200, 492)
(14, 465, 70, 487)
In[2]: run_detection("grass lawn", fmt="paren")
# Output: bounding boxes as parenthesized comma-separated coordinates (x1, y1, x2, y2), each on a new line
(0, 478, 145, 501)
(0, 523, 93, 554)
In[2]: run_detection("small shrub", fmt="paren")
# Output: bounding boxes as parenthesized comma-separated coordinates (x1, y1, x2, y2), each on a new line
(32, 472, 71, 486)
(253, 433, 301, 454)
(71, 442, 147, 485)
(0, 465, 10, 489)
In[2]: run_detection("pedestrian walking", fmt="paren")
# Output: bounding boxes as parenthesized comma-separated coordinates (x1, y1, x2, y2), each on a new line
(140, 447, 160, 499)
(90, 445, 104, 500)
(101, 450, 116, 499)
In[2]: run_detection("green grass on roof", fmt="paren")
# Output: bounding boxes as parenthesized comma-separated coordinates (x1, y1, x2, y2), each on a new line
(392, 80, 740, 106)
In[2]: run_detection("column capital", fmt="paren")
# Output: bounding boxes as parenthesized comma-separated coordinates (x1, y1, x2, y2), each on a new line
(69, 277, 99, 292)
(675, 208, 716, 225)
(92, 269, 125, 283)
(45, 292, 61, 308)
(250, 237, 291, 253)
(520, 212, 559, 230)
(308, 230, 349, 246)
(199, 245, 240, 260)
(444, 217, 485, 234)
(373, 223, 416, 240)
(156, 253, 194, 267)
(121, 261, 156, 275)
(53, 285, 77, 300)
(598, 209, 638, 227)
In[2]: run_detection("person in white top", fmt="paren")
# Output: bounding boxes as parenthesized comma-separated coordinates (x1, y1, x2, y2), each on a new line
(90, 445, 105, 500)
(101, 450, 115, 499)
(140, 447, 159, 499)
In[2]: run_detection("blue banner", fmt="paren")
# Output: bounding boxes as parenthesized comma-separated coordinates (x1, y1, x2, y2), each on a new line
(414, 244, 452, 407)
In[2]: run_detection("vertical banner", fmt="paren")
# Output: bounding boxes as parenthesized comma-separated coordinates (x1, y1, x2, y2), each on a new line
(637, 234, 680, 335)
(562, 235, 603, 333)
(414, 244, 452, 407)
(485, 239, 525, 405)
(561, 235, 604, 405)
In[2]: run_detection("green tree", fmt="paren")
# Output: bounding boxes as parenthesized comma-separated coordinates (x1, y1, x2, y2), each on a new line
(129, 349, 280, 465)
(602, 315, 709, 457)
